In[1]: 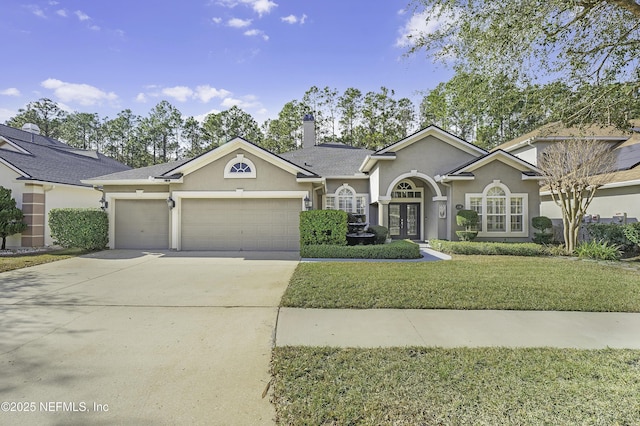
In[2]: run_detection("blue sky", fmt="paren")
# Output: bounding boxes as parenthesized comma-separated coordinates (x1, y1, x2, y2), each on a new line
(0, 0, 451, 124)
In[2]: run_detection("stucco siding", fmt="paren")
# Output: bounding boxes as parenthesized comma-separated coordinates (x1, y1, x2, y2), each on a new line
(541, 185, 640, 220)
(180, 149, 303, 192)
(43, 185, 102, 246)
(451, 160, 541, 241)
(325, 179, 369, 194)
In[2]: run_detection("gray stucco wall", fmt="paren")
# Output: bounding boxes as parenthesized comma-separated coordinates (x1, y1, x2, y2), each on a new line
(376, 135, 479, 197)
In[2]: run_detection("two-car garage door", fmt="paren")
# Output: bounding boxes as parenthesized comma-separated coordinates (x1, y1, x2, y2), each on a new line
(181, 198, 300, 251)
(113, 198, 300, 251)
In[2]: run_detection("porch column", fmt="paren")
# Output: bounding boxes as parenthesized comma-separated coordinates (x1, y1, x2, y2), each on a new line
(21, 184, 46, 247)
(378, 197, 390, 228)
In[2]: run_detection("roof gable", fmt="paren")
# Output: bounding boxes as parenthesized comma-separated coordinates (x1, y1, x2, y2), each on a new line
(169, 137, 318, 178)
(437, 150, 542, 182)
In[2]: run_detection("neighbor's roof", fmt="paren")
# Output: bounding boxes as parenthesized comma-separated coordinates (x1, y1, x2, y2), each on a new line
(88, 159, 191, 181)
(0, 124, 130, 187)
(279, 142, 373, 177)
(494, 121, 631, 152)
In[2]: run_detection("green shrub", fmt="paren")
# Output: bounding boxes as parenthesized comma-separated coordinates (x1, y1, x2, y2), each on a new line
(531, 216, 553, 244)
(430, 239, 549, 257)
(49, 208, 108, 250)
(623, 223, 640, 247)
(531, 216, 552, 231)
(368, 225, 389, 245)
(301, 240, 421, 259)
(300, 210, 348, 246)
(575, 240, 621, 261)
(587, 223, 631, 249)
(455, 209, 478, 241)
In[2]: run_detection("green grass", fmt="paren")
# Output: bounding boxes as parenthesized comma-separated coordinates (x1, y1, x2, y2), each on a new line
(271, 346, 640, 425)
(0, 248, 89, 273)
(282, 256, 640, 311)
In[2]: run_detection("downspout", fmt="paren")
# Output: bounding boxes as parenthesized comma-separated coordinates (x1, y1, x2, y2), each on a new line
(439, 180, 452, 241)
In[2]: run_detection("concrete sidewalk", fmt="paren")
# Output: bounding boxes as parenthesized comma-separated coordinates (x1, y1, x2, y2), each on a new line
(276, 308, 640, 349)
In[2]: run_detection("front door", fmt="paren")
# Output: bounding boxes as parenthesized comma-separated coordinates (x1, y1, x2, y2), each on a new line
(389, 203, 420, 240)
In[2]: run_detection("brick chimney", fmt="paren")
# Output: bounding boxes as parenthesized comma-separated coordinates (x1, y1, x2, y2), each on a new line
(303, 114, 316, 149)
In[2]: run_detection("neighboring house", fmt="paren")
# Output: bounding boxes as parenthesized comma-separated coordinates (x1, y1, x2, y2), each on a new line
(85, 116, 542, 251)
(493, 121, 640, 223)
(0, 124, 131, 248)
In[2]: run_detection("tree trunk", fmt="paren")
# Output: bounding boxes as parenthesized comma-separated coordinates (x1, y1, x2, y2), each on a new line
(1, 236, 6, 250)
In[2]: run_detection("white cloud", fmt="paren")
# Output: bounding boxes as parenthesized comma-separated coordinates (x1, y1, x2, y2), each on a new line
(216, 0, 277, 17)
(161, 86, 194, 102)
(0, 88, 21, 97)
(281, 14, 306, 24)
(135, 93, 148, 103)
(56, 9, 67, 17)
(221, 94, 261, 109)
(212, 17, 222, 24)
(244, 29, 268, 41)
(74, 10, 90, 21)
(396, 9, 458, 48)
(228, 17, 252, 28)
(27, 5, 46, 18)
(41, 78, 118, 106)
(192, 108, 221, 123)
(195, 85, 231, 103)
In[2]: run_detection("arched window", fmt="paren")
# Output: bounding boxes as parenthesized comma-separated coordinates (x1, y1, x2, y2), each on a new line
(325, 184, 367, 214)
(224, 154, 256, 178)
(466, 181, 527, 236)
(391, 180, 421, 199)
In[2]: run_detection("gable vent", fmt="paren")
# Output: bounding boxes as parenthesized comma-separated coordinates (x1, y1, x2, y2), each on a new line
(22, 123, 41, 135)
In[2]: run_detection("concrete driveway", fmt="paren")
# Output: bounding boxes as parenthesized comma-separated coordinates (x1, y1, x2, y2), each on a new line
(0, 250, 298, 425)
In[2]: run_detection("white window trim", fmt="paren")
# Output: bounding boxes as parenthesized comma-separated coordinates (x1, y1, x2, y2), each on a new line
(224, 154, 256, 179)
(465, 180, 528, 238)
(324, 184, 369, 216)
(390, 179, 424, 201)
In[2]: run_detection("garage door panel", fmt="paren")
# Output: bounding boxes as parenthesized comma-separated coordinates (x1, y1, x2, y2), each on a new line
(115, 199, 169, 249)
(181, 199, 300, 251)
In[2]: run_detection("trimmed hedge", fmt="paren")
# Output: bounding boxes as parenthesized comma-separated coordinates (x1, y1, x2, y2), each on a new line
(300, 210, 348, 246)
(49, 208, 108, 250)
(430, 239, 550, 257)
(301, 240, 421, 259)
(368, 225, 389, 245)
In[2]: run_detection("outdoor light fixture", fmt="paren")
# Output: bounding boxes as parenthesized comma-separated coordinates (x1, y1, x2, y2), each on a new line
(99, 195, 108, 210)
(166, 196, 175, 209)
(304, 195, 312, 210)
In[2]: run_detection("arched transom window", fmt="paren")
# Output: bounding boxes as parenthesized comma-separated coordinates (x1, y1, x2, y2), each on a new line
(391, 180, 422, 199)
(325, 184, 367, 215)
(465, 181, 527, 237)
(224, 154, 256, 178)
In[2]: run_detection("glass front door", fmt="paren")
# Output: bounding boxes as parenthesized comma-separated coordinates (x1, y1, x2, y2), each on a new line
(389, 203, 420, 240)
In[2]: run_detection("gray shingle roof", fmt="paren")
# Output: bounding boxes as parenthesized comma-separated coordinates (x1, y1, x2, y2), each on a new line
(279, 143, 372, 176)
(89, 158, 191, 180)
(0, 124, 130, 187)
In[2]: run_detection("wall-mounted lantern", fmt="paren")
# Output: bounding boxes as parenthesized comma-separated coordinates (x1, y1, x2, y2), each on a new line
(304, 195, 312, 211)
(166, 196, 175, 209)
(99, 195, 108, 210)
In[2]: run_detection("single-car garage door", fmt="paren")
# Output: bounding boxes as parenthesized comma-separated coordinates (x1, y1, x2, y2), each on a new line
(181, 198, 300, 251)
(114, 199, 170, 249)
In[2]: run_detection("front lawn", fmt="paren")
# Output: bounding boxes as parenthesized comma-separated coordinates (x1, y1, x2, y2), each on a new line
(281, 256, 640, 311)
(271, 346, 640, 425)
(0, 248, 88, 273)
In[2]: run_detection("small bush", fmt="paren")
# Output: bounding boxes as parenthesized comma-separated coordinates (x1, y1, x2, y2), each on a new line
(301, 240, 421, 259)
(575, 240, 621, 261)
(587, 223, 631, 248)
(455, 231, 479, 242)
(531, 216, 552, 231)
(368, 225, 389, 245)
(300, 210, 348, 246)
(455, 210, 478, 241)
(430, 239, 549, 257)
(49, 208, 108, 250)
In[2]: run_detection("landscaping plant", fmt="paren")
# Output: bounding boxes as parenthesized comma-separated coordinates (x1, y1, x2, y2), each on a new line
(0, 186, 28, 250)
(49, 208, 108, 250)
(455, 209, 479, 241)
(531, 216, 553, 244)
(575, 240, 622, 261)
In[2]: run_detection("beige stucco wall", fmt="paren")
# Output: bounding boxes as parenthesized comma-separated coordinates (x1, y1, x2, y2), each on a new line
(103, 185, 170, 193)
(541, 185, 640, 221)
(325, 179, 369, 194)
(180, 149, 305, 192)
(451, 160, 541, 242)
